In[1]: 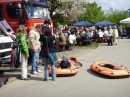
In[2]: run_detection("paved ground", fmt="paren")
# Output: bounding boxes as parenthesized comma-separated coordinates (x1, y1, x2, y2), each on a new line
(0, 45, 97, 82)
(0, 39, 130, 97)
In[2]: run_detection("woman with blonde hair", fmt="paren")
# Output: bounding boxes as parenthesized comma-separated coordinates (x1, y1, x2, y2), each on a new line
(16, 25, 30, 80)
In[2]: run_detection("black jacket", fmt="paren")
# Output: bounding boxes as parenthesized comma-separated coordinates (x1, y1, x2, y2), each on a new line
(39, 35, 55, 58)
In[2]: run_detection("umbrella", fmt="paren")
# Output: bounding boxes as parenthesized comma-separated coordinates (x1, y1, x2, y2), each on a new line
(94, 20, 115, 26)
(73, 21, 93, 26)
(120, 17, 130, 23)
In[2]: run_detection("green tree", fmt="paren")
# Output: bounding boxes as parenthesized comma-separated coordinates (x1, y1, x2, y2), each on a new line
(45, 0, 62, 18)
(80, 2, 105, 24)
(52, 13, 68, 28)
(105, 8, 129, 26)
(44, 0, 70, 18)
(44, 0, 73, 27)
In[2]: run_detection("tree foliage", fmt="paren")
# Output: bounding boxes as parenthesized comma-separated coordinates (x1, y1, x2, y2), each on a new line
(80, 2, 105, 24)
(44, 0, 87, 25)
(44, 0, 130, 27)
(52, 13, 68, 28)
(44, 0, 69, 27)
(44, 0, 64, 18)
(105, 8, 129, 26)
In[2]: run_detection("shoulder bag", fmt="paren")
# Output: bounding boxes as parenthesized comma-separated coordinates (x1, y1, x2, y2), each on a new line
(46, 36, 58, 63)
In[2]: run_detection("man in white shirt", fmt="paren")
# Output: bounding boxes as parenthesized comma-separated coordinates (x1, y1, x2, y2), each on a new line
(104, 28, 109, 37)
(68, 31, 76, 50)
(107, 26, 114, 45)
(98, 29, 104, 43)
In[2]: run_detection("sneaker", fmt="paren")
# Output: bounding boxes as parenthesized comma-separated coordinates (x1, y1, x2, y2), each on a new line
(37, 70, 42, 73)
(41, 78, 48, 81)
(21, 78, 30, 81)
(32, 71, 38, 75)
(27, 74, 31, 77)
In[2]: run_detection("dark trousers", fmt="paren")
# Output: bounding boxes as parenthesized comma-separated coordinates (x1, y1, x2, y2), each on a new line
(107, 36, 113, 45)
(76, 38, 82, 45)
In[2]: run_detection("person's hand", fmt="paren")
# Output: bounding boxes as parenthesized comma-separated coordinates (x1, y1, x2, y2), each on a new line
(69, 67, 72, 72)
(26, 55, 29, 58)
(33, 48, 37, 52)
(40, 47, 41, 51)
(26, 39, 29, 42)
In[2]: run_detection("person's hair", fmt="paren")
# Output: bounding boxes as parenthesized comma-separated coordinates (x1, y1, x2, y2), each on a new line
(44, 19, 51, 25)
(71, 31, 74, 35)
(23, 24, 28, 27)
(35, 24, 42, 29)
(16, 25, 27, 35)
(89, 29, 92, 32)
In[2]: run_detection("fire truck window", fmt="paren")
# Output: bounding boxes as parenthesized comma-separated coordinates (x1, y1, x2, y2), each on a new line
(25, 5, 50, 19)
(6, 6, 17, 18)
(0, 5, 4, 20)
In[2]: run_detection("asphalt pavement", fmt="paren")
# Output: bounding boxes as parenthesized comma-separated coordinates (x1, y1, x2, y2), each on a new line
(0, 44, 98, 82)
(1, 38, 130, 97)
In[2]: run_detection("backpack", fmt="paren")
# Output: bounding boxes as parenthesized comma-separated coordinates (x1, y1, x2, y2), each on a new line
(12, 35, 21, 49)
(12, 36, 22, 68)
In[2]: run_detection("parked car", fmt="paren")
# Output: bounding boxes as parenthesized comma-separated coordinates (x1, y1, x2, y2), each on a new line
(0, 28, 14, 67)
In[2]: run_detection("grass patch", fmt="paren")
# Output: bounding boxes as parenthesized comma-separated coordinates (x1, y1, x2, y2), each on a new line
(75, 42, 99, 49)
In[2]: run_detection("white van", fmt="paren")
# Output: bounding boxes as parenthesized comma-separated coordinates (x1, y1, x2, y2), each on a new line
(0, 28, 14, 66)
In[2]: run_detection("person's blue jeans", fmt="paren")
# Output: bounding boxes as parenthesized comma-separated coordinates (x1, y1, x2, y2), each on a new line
(30, 49, 40, 72)
(43, 58, 56, 81)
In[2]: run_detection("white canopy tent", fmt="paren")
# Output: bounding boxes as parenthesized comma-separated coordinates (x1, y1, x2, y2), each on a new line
(120, 17, 130, 23)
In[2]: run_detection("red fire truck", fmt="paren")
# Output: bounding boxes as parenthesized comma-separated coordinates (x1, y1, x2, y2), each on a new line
(0, 0, 53, 34)
(0, 0, 53, 66)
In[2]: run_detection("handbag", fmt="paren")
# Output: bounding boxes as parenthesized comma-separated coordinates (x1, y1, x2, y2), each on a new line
(46, 36, 58, 63)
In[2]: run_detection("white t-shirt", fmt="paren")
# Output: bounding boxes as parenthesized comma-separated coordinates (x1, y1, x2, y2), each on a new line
(68, 34, 76, 44)
(104, 31, 109, 36)
(98, 31, 104, 37)
(109, 29, 114, 36)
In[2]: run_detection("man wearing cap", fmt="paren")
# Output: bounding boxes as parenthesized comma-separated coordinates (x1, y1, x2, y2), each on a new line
(42, 19, 51, 35)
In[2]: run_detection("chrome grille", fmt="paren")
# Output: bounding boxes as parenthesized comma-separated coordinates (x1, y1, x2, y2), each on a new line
(0, 51, 12, 57)
(0, 42, 12, 50)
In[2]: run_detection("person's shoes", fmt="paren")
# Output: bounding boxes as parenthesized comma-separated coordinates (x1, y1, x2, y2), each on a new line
(41, 78, 48, 81)
(21, 78, 30, 81)
(52, 79, 55, 81)
(37, 70, 42, 73)
(27, 74, 31, 77)
(31, 71, 38, 75)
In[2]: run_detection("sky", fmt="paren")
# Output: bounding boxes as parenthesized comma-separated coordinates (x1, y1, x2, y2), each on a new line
(88, 0, 130, 11)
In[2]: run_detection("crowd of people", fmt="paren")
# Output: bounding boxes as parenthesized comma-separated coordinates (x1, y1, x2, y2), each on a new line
(11, 19, 76, 81)
(66, 25, 130, 46)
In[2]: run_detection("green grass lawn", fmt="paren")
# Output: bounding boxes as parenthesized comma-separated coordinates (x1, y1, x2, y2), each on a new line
(75, 42, 99, 49)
